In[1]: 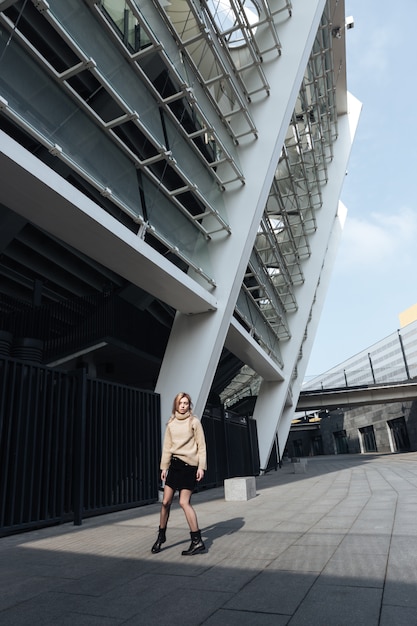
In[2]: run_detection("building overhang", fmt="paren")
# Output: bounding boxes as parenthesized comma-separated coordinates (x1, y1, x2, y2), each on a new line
(0, 131, 217, 315)
(225, 317, 284, 381)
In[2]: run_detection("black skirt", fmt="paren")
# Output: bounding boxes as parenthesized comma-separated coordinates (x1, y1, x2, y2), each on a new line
(165, 456, 198, 492)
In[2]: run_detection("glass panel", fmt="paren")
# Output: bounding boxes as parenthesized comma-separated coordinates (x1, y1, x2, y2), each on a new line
(207, 0, 260, 49)
(0, 31, 143, 217)
(162, 113, 222, 205)
(47, 0, 165, 146)
(99, 0, 152, 52)
(235, 290, 283, 365)
(141, 176, 213, 279)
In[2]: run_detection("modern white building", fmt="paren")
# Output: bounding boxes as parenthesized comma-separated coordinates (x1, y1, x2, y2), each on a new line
(0, 0, 360, 471)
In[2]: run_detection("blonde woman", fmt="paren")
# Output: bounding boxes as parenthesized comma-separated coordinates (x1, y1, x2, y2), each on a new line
(151, 392, 207, 555)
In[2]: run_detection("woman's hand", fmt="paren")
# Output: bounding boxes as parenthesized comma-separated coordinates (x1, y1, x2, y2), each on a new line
(196, 469, 204, 482)
(161, 469, 167, 482)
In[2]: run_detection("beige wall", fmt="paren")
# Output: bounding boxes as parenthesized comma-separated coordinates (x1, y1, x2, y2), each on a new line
(399, 304, 417, 328)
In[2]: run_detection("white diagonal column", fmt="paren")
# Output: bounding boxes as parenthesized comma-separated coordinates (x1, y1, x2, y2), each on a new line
(155, 0, 328, 421)
(253, 92, 362, 469)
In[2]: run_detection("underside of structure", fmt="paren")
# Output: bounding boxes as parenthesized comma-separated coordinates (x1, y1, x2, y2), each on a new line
(0, 0, 360, 469)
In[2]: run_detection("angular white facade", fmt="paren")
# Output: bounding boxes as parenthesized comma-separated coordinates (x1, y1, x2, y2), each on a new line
(0, 0, 360, 469)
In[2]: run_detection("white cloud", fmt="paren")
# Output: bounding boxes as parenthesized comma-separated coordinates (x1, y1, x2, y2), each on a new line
(336, 207, 417, 273)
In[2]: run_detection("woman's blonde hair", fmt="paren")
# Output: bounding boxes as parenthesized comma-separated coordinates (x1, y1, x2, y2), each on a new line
(171, 392, 193, 414)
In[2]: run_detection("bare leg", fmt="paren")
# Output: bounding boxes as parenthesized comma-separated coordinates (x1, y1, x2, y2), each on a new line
(179, 489, 199, 532)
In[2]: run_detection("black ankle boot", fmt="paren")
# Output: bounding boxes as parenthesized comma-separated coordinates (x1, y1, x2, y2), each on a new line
(181, 530, 205, 556)
(151, 527, 166, 554)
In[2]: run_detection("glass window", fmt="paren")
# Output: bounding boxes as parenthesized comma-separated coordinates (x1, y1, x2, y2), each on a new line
(207, 0, 260, 48)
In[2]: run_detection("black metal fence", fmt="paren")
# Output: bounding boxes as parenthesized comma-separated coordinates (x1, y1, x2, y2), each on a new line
(201, 406, 260, 489)
(1, 356, 260, 537)
(0, 356, 160, 537)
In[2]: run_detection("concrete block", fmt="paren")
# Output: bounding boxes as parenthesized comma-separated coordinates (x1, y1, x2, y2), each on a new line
(224, 476, 257, 501)
(292, 458, 308, 474)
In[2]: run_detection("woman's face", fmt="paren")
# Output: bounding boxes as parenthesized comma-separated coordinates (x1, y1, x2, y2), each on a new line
(178, 396, 190, 413)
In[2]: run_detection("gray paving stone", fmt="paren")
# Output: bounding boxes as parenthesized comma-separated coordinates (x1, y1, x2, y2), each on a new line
(272, 520, 317, 533)
(2, 591, 126, 624)
(0, 575, 68, 612)
(223, 570, 318, 615)
(311, 515, 357, 531)
(293, 532, 345, 547)
(392, 522, 417, 536)
(207, 529, 301, 561)
(380, 605, 417, 626)
(383, 577, 417, 608)
(288, 583, 382, 626)
(336, 532, 391, 555)
(2, 453, 417, 625)
(0, 603, 121, 626)
(321, 552, 387, 587)
(202, 608, 289, 625)
(123, 588, 232, 626)
(268, 544, 336, 573)
(350, 519, 394, 535)
(178, 558, 268, 592)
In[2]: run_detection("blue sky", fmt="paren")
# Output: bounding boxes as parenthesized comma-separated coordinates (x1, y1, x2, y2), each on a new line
(306, 0, 417, 380)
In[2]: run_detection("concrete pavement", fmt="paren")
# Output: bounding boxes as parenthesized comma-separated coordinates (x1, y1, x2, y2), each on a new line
(1, 453, 417, 625)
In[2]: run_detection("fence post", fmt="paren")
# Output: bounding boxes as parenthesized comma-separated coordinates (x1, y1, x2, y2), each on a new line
(73, 368, 87, 526)
(398, 330, 411, 380)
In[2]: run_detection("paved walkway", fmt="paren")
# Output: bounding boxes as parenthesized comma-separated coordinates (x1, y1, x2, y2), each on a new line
(1, 453, 417, 625)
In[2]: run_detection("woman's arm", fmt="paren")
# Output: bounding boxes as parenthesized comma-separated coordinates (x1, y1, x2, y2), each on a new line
(160, 423, 173, 470)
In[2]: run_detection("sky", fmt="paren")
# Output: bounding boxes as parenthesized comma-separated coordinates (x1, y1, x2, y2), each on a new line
(305, 0, 417, 381)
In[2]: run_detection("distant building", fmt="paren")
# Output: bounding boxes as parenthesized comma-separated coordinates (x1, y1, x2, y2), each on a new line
(399, 303, 417, 328)
(288, 319, 417, 457)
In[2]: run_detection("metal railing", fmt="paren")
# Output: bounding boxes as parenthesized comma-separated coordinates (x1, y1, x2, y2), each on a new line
(0, 356, 161, 536)
(202, 408, 260, 488)
(0, 353, 261, 536)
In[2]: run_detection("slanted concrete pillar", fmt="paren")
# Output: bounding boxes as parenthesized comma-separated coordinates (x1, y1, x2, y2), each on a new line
(253, 94, 362, 469)
(156, 0, 329, 426)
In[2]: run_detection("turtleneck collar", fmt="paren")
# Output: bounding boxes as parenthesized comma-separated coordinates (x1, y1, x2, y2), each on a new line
(175, 410, 191, 421)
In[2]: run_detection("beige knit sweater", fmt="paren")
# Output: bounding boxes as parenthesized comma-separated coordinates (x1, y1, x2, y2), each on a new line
(160, 414, 207, 470)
